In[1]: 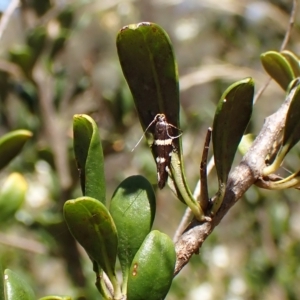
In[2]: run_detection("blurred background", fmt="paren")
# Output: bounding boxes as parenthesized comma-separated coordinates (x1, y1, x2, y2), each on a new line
(0, 0, 300, 299)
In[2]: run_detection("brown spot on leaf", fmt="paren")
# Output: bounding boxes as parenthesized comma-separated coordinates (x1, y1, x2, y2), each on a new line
(132, 263, 138, 276)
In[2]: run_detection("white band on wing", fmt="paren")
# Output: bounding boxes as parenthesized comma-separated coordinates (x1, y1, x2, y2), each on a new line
(154, 139, 173, 145)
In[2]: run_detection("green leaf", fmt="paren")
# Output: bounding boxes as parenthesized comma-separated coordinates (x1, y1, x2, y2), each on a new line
(63, 197, 117, 281)
(117, 22, 205, 220)
(168, 151, 207, 221)
(262, 79, 300, 177)
(26, 26, 47, 60)
(4, 269, 35, 300)
(127, 230, 176, 300)
(0, 130, 32, 171)
(93, 263, 115, 299)
(212, 78, 254, 214)
(282, 79, 300, 152)
(109, 175, 156, 292)
(49, 29, 69, 61)
(281, 50, 300, 77)
(0, 173, 27, 223)
(261, 51, 295, 90)
(73, 114, 106, 204)
(117, 22, 179, 132)
(213, 78, 254, 185)
(31, 0, 51, 16)
(57, 6, 74, 29)
(116, 22, 181, 173)
(9, 46, 35, 79)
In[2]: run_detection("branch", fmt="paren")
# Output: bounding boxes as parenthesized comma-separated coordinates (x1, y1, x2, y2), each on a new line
(174, 0, 298, 275)
(173, 155, 215, 243)
(0, 232, 46, 254)
(33, 68, 72, 192)
(174, 84, 297, 275)
(279, 0, 297, 52)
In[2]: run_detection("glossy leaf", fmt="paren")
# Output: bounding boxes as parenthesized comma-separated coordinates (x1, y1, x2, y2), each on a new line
(73, 114, 106, 204)
(4, 269, 35, 300)
(127, 230, 176, 300)
(109, 175, 156, 291)
(63, 197, 117, 281)
(261, 51, 295, 90)
(117, 23, 205, 220)
(117, 22, 179, 132)
(282, 79, 300, 152)
(262, 79, 300, 177)
(0, 173, 27, 223)
(281, 50, 300, 77)
(0, 130, 32, 171)
(213, 78, 254, 185)
(116, 22, 181, 171)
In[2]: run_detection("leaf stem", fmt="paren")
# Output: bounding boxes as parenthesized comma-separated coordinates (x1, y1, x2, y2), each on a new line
(170, 153, 207, 221)
(109, 274, 122, 300)
(199, 127, 212, 212)
(210, 182, 226, 216)
(262, 144, 289, 176)
(262, 170, 300, 190)
(94, 263, 113, 300)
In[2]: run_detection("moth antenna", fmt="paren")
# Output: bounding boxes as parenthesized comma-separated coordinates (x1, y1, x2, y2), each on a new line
(131, 133, 146, 152)
(281, 166, 293, 174)
(131, 117, 158, 152)
(166, 123, 182, 139)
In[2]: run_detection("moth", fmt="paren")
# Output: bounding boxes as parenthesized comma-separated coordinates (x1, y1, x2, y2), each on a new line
(133, 114, 181, 189)
(154, 114, 181, 188)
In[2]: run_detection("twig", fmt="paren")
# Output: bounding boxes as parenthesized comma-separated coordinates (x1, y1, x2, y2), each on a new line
(173, 155, 215, 242)
(279, 0, 297, 52)
(173, 207, 192, 243)
(0, 232, 46, 254)
(253, 77, 272, 105)
(0, 0, 20, 41)
(33, 68, 72, 192)
(174, 81, 298, 275)
(174, 0, 298, 275)
(199, 127, 212, 212)
(0, 59, 22, 78)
